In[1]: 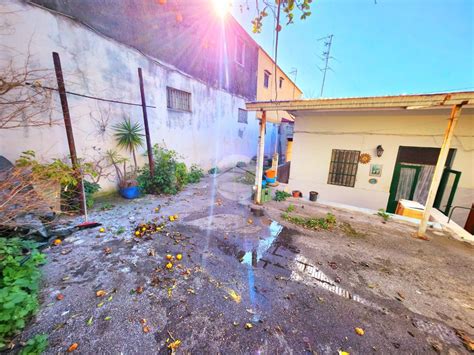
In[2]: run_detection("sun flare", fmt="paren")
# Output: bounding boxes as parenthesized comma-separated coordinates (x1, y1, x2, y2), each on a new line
(212, 0, 231, 18)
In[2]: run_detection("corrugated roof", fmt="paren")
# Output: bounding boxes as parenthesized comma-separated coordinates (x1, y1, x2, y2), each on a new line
(246, 91, 474, 113)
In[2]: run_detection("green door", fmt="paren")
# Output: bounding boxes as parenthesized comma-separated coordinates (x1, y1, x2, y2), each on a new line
(434, 169, 462, 215)
(386, 164, 422, 213)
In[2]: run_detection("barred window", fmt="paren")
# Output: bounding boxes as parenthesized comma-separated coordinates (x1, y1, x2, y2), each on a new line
(167, 87, 191, 112)
(327, 149, 360, 187)
(238, 108, 248, 124)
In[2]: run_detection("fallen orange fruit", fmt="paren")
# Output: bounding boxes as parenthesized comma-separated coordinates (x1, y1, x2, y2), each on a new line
(96, 290, 107, 297)
(176, 254, 183, 260)
(166, 254, 173, 260)
(53, 239, 62, 246)
(67, 343, 78, 352)
(166, 262, 173, 269)
(99, 227, 105, 233)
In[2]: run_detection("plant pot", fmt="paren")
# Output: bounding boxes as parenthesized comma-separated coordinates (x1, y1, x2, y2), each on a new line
(120, 186, 140, 199)
(265, 169, 276, 179)
(292, 190, 302, 198)
(266, 177, 276, 184)
(309, 191, 318, 202)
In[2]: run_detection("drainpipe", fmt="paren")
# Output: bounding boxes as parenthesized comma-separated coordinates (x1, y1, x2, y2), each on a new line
(254, 111, 267, 204)
(417, 103, 465, 237)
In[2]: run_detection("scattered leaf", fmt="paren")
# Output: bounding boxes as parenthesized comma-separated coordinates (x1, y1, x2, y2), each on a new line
(67, 343, 78, 352)
(96, 290, 107, 297)
(355, 327, 365, 336)
(187, 288, 195, 294)
(233, 321, 239, 326)
(245, 323, 253, 329)
(103, 247, 112, 255)
(247, 218, 253, 224)
(246, 308, 255, 315)
(143, 325, 150, 333)
(136, 286, 144, 294)
(104, 316, 111, 321)
(167, 339, 181, 350)
(107, 295, 113, 302)
(227, 289, 241, 303)
(338, 351, 350, 355)
(97, 302, 104, 308)
(56, 293, 64, 301)
(86, 316, 93, 326)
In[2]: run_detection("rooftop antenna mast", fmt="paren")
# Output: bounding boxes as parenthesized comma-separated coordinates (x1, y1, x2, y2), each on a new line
(317, 34, 334, 97)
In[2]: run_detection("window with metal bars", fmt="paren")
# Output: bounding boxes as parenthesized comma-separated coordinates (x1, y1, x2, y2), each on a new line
(238, 108, 248, 124)
(167, 87, 191, 112)
(327, 149, 360, 187)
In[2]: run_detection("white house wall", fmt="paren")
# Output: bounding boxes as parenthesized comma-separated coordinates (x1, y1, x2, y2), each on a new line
(0, 0, 262, 190)
(289, 109, 474, 227)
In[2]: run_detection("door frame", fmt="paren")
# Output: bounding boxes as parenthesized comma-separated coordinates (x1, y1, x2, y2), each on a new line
(434, 168, 461, 215)
(386, 163, 421, 213)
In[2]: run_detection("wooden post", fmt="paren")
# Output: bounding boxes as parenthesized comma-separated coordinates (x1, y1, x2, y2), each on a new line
(138, 68, 155, 176)
(254, 111, 267, 204)
(52, 52, 85, 215)
(417, 103, 464, 237)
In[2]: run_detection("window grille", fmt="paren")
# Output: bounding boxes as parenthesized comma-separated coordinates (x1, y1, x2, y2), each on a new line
(327, 149, 360, 187)
(167, 87, 191, 112)
(264, 70, 271, 88)
(238, 108, 248, 124)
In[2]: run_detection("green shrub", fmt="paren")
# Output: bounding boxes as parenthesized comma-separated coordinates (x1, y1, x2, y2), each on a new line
(377, 209, 390, 221)
(0, 238, 46, 350)
(275, 191, 292, 202)
(84, 181, 101, 209)
(208, 167, 220, 175)
(138, 145, 204, 195)
(285, 204, 295, 213)
(188, 165, 204, 184)
(281, 212, 336, 230)
(20, 334, 48, 355)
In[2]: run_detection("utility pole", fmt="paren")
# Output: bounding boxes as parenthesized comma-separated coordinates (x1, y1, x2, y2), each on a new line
(138, 68, 155, 177)
(318, 34, 334, 97)
(52, 52, 85, 215)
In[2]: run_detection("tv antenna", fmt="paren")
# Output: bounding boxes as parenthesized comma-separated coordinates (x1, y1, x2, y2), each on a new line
(317, 34, 334, 97)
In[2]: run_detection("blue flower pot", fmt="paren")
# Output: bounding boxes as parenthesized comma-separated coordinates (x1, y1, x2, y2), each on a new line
(120, 186, 140, 199)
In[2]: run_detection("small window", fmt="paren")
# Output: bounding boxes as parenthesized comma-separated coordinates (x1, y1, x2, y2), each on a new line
(167, 87, 191, 112)
(235, 37, 245, 66)
(279, 77, 284, 89)
(263, 70, 271, 88)
(327, 149, 360, 187)
(238, 108, 248, 124)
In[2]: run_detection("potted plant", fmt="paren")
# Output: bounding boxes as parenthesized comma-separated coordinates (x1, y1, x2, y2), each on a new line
(106, 150, 140, 199)
(109, 118, 144, 199)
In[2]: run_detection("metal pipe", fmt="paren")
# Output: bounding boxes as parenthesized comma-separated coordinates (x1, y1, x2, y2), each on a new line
(138, 68, 155, 177)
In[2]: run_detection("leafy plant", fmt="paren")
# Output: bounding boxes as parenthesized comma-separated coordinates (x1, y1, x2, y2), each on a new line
(116, 226, 126, 235)
(113, 118, 144, 171)
(105, 150, 136, 189)
(84, 181, 100, 209)
(208, 167, 220, 175)
(20, 334, 48, 355)
(275, 190, 292, 201)
(0, 238, 46, 349)
(175, 162, 188, 189)
(285, 204, 295, 213)
(377, 209, 390, 222)
(281, 212, 336, 230)
(188, 165, 204, 184)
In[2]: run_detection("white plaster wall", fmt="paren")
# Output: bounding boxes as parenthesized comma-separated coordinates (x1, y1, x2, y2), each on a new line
(288, 109, 474, 227)
(0, 0, 261, 190)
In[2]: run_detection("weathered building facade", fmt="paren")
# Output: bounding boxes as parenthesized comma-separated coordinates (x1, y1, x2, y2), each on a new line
(0, 0, 281, 190)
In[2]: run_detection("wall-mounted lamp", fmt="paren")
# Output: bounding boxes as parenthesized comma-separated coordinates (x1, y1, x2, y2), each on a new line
(376, 145, 384, 157)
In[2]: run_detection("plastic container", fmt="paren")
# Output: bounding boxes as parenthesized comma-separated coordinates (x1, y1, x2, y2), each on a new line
(120, 186, 140, 199)
(265, 169, 276, 179)
(309, 191, 318, 202)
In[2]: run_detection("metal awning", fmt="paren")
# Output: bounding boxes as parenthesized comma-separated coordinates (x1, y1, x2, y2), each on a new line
(246, 91, 474, 115)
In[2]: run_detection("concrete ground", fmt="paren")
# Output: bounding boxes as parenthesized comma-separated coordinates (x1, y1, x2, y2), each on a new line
(19, 168, 474, 354)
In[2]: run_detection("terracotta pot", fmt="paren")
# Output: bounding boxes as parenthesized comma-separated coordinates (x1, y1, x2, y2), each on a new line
(292, 190, 302, 198)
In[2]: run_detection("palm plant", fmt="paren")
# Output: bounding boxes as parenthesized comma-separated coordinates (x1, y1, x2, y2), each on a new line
(113, 118, 144, 172)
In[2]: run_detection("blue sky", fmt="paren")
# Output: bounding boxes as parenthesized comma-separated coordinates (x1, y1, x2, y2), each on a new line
(232, 0, 474, 98)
